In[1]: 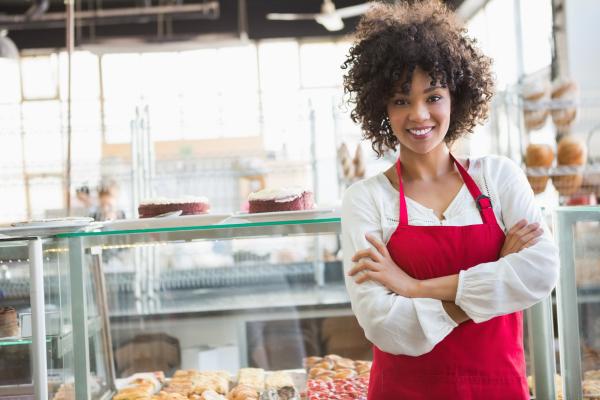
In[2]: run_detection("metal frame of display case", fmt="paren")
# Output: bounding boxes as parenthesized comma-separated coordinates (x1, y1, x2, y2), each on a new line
(553, 206, 600, 400)
(0, 236, 47, 400)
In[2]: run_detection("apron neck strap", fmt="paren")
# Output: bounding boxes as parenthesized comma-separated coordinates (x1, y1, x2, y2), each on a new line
(395, 153, 492, 226)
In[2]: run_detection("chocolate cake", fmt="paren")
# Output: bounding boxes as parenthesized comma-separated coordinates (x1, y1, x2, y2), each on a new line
(138, 197, 210, 218)
(248, 188, 314, 213)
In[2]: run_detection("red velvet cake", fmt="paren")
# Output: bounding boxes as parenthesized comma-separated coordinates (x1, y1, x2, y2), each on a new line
(138, 197, 210, 218)
(248, 188, 314, 213)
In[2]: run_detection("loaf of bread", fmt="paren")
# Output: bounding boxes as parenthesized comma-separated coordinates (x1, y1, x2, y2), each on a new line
(353, 144, 366, 179)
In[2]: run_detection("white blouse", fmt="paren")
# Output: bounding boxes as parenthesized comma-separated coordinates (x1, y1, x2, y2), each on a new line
(341, 154, 560, 356)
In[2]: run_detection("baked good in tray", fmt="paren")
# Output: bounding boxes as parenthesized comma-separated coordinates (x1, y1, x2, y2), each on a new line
(303, 354, 372, 382)
(227, 384, 260, 400)
(236, 368, 265, 393)
(138, 197, 210, 218)
(525, 143, 554, 194)
(552, 135, 587, 196)
(0, 306, 20, 338)
(247, 188, 314, 213)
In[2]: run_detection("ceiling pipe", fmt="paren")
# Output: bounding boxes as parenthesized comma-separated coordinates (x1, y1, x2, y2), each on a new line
(0, 2, 219, 28)
(24, 0, 49, 20)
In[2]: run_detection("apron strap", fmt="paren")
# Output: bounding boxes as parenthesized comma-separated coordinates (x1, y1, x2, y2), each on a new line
(396, 154, 493, 226)
(395, 159, 409, 226)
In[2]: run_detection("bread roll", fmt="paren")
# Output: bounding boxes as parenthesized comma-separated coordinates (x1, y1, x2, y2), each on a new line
(525, 144, 554, 194)
(303, 356, 323, 369)
(552, 135, 587, 195)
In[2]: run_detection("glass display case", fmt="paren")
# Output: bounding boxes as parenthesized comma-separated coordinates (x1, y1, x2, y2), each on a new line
(53, 213, 377, 399)
(554, 206, 600, 400)
(1, 211, 561, 399)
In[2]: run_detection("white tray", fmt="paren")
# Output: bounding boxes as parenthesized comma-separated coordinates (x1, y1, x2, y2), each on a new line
(103, 213, 232, 231)
(0, 217, 94, 237)
(222, 208, 338, 224)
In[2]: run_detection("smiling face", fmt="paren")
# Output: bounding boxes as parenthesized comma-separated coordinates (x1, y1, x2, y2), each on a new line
(386, 67, 452, 156)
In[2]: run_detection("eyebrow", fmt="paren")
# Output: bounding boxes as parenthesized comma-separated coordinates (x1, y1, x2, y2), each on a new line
(394, 86, 444, 95)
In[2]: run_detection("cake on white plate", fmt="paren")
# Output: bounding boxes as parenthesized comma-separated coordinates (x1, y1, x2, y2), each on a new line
(248, 188, 314, 213)
(138, 197, 210, 218)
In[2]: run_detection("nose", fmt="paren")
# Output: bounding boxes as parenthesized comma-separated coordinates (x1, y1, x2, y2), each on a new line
(408, 101, 430, 122)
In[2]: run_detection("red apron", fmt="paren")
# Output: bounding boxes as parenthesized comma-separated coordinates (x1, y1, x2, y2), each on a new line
(368, 154, 528, 399)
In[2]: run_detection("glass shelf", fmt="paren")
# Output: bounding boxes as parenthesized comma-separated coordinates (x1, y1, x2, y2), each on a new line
(0, 316, 102, 358)
(57, 217, 341, 248)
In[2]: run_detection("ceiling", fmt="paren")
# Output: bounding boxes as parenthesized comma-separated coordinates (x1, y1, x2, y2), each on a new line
(0, 0, 465, 51)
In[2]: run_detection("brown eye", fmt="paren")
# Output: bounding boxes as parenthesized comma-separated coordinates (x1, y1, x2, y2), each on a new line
(427, 95, 442, 103)
(394, 98, 408, 106)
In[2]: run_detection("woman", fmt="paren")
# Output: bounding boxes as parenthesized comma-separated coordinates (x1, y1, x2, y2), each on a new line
(341, 1, 560, 399)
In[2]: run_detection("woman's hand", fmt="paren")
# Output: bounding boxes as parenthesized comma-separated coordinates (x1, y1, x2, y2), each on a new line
(500, 219, 544, 257)
(348, 233, 419, 298)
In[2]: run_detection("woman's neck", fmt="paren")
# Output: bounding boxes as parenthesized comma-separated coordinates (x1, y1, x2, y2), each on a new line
(399, 145, 454, 183)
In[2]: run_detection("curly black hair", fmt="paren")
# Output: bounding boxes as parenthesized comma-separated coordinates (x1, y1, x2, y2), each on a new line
(342, 0, 494, 157)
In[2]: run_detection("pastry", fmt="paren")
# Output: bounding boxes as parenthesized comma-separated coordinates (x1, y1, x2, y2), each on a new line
(265, 371, 294, 390)
(333, 358, 355, 370)
(151, 392, 187, 400)
(551, 78, 578, 128)
(236, 368, 265, 393)
(247, 188, 314, 213)
(552, 135, 587, 196)
(525, 144, 554, 194)
(583, 380, 600, 400)
(138, 197, 210, 218)
(192, 372, 229, 395)
(303, 356, 323, 369)
(198, 390, 227, 400)
(227, 384, 259, 400)
(333, 369, 357, 379)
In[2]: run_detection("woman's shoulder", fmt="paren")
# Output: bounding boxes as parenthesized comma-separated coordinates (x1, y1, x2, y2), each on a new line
(342, 173, 391, 206)
(471, 154, 523, 177)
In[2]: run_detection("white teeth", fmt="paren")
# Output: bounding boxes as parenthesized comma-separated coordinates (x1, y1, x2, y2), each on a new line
(408, 127, 433, 136)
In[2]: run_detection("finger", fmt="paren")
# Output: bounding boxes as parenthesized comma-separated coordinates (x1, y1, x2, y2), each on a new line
(504, 220, 528, 248)
(522, 237, 541, 249)
(354, 272, 373, 285)
(365, 233, 389, 258)
(515, 222, 540, 238)
(351, 248, 381, 263)
(508, 219, 528, 234)
(517, 228, 544, 247)
(347, 260, 380, 276)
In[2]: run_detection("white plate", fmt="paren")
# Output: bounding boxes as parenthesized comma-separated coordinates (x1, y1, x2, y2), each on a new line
(0, 218, 94, 237)
(103, 213, 232, 231)
(223, 208, 338, 223)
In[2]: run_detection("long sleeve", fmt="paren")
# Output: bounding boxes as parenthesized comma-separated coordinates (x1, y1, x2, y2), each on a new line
(455, 156, 560, 323)
(342, 181, 457, 356)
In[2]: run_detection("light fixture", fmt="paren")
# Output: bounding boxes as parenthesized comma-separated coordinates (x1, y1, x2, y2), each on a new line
(315, 14, 344, 31)
(0, 30, 19, 60)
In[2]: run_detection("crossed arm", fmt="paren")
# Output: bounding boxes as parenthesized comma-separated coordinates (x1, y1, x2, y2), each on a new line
(347, 220, 543, 324)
